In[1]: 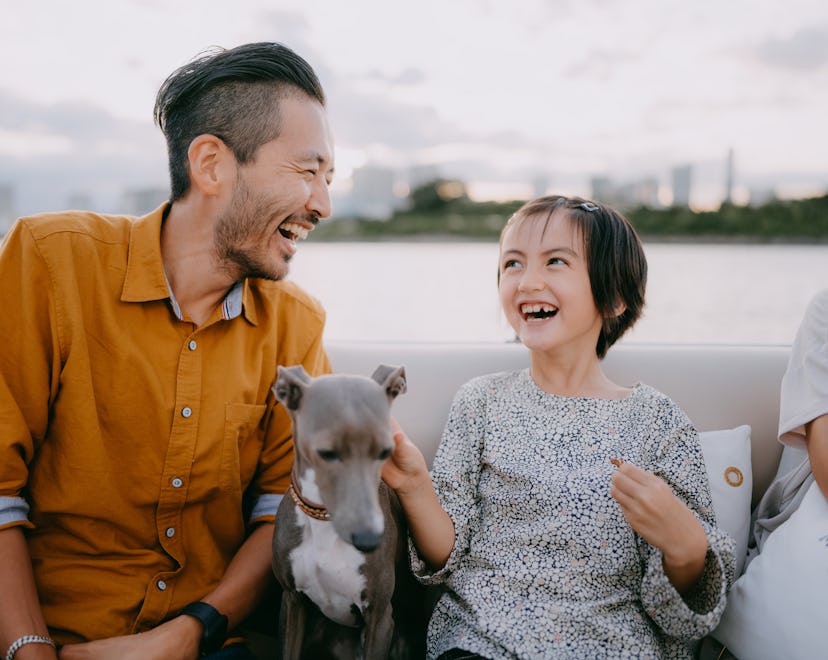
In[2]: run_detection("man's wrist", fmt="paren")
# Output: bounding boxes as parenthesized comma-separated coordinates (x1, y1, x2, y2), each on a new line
(179, 601, 228, 656)
(5, 635, 56, 660)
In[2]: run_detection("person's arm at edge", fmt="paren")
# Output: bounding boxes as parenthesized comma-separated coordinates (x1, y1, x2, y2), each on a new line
(382, 421, 455, 570)
(197, 521, 275, 631)
(0, 526, 58, 660)
(806, 413, 828, 500)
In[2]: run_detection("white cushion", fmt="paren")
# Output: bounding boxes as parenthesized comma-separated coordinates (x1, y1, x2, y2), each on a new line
(712, 480, 828, 659)
(698, 425, 753, 576)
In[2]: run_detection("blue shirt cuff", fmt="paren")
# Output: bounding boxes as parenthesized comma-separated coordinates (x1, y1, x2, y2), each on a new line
(248, 493, 282, 523)
(0, 496, 30, 527)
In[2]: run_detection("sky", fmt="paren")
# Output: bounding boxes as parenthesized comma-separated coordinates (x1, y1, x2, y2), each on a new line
(1, 0, 827, 217)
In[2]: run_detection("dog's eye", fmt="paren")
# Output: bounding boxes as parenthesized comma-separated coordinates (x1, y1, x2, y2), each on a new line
(377, 448, 392, 461)
(317, 449, 339, 462)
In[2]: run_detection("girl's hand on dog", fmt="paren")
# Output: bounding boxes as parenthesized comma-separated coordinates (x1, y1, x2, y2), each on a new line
(382, 417, 430, 497)
(384, 418, 456, 571)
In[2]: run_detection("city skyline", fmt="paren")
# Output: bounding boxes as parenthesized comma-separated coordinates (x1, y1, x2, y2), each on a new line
(1, 0, 827, 220)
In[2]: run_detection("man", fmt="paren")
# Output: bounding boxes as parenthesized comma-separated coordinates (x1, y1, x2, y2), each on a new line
(0, 42, 335, 660)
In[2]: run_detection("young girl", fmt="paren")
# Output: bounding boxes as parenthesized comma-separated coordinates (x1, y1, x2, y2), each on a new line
(384, 195, 735, 659)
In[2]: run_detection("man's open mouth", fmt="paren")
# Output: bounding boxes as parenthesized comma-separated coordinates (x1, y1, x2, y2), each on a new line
(520, 303, 558, 320)
(278, 221, 311, 242)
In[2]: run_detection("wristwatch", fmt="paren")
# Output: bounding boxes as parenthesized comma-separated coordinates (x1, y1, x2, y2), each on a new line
(180, 601, 228, 656)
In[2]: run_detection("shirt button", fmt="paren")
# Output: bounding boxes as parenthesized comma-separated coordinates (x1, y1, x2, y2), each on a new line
(171, 477, 183, 488)
(157, 580, 167, 591)
(166, 527, 175, 538)
(181, 407, 192, 418)
(188, 340, 197, 351)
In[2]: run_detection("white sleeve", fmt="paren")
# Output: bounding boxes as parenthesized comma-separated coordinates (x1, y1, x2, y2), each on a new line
(779, 289, 828, 448)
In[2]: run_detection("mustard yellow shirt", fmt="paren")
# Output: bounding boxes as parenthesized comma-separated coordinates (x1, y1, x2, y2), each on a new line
(0, 205, 330, 644)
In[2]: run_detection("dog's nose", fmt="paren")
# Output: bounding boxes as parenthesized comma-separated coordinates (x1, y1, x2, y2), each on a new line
(351, 530, 382, 553)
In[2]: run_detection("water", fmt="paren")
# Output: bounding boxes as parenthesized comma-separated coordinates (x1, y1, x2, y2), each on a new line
(288, 242, 826, 345)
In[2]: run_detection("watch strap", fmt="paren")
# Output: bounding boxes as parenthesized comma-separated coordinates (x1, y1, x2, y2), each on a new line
(180, 601, 228, 655)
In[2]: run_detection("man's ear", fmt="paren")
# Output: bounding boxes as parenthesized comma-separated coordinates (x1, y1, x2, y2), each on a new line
(187, 134, 234, 196)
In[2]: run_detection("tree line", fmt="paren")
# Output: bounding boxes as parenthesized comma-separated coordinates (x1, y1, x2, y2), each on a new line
(313, 179, 828, 242)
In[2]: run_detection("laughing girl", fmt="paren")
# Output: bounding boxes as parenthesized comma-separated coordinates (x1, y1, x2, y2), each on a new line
(384, 195, 735, 659)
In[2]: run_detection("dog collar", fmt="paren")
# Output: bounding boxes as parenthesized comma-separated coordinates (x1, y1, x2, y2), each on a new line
(289, 465, 331, 521)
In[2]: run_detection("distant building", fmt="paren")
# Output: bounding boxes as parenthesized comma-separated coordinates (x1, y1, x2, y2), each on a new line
(120, 188, 168, 216)
(590, 177, 615, 204)
(0, 184, 15, 235)
(350, 166, 398, 220)
(67, 192, 93, 210)
(531, 176, 550, 198)
(724, 148, 734, 204)
(407, 164, 441, 192)
(671, 164, 692, 207)
(591, 176, 660, 210)
(748, 187, 777, 208)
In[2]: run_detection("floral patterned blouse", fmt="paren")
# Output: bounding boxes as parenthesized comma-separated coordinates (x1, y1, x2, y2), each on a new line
(411, 369, 735, 660)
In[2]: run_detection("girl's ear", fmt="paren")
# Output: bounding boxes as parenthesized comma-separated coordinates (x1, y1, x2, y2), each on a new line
(610, 300, 627, 318)
(187, 134, 234, 196)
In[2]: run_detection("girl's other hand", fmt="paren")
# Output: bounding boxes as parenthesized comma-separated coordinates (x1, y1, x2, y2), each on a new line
(610, 461, 708, 593)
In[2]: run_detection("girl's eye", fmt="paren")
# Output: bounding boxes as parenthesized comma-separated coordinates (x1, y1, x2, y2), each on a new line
(548, 257, 567, 266)
(502, 259, 522, 270)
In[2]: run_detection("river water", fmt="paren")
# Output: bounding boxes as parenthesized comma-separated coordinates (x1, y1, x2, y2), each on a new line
(287, 242, 826, 345)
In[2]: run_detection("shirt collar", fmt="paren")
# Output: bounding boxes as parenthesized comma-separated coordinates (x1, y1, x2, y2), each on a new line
(120, 202, 259, 326)
(121, 204, 170, 303)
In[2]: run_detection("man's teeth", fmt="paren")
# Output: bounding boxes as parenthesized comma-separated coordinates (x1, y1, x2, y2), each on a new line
(279, 222, 309, 241)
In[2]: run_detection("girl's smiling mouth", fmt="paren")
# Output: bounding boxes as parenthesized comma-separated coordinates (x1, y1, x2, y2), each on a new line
(520, 302, 559, 321)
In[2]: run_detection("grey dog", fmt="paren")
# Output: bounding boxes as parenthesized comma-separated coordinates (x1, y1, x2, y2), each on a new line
(271, 364, 426, 659)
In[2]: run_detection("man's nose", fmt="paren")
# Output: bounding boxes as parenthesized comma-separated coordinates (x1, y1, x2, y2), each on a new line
(307, 177, 332, 220)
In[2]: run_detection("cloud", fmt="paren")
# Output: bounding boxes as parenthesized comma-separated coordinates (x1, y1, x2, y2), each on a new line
(0, 90, 166, 216)
(753, 25, 828, 71)
(364, 67, 427, 86)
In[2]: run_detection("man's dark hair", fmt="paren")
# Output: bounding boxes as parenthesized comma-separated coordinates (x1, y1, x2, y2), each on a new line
(153, 42, 326, 201)
(500, 195, 648, 358)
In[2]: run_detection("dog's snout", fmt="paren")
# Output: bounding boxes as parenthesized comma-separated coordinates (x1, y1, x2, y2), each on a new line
(351, 530, 383, 553)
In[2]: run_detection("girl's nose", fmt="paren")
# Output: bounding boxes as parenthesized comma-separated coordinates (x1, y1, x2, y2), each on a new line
(518, 268, 544, 293)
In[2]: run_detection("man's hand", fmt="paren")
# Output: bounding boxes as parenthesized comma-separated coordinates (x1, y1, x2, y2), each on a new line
(58, 615, 201, 660)
(610, 461, 708, 593)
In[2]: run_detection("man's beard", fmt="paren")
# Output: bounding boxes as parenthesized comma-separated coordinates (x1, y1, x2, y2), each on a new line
(213, 181, 289, 282)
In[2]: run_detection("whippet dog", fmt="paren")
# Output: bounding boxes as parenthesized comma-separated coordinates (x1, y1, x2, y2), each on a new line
(271, 364, 425, 660)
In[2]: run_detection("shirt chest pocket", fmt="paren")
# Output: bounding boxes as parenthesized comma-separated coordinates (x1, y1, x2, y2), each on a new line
(221, 403, 267, 495)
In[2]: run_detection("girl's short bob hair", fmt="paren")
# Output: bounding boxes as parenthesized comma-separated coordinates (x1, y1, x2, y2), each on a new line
(500, 195, 647, 359)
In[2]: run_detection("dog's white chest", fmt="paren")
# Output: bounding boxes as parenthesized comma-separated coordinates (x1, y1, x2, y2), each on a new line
(290, 517, 368, 626)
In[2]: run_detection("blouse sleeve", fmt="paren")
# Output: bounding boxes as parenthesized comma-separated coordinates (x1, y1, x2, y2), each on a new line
(779, 289, 828, 447)
(409, 378, 487, 584)
(637, 398, 736, 640)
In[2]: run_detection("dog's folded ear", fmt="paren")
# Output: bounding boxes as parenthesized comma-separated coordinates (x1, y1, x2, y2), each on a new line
(370, 364, 407, 401)
(273, 365, 312, 411)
